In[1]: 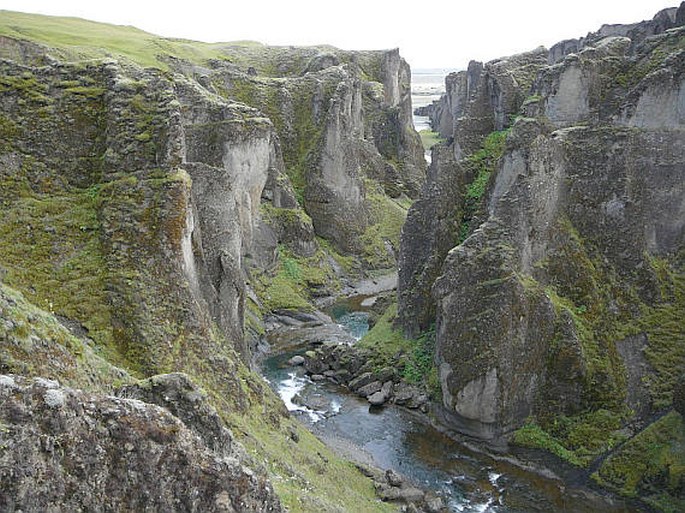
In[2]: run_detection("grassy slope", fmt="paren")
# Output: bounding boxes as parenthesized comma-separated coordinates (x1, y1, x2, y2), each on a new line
(0, 10, 227, 69)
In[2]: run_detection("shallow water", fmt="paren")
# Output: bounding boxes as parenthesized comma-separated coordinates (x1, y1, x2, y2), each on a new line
(261, 297, 643, 513)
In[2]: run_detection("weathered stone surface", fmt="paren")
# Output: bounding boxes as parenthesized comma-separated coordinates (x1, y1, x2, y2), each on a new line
(357, 380, 383, 398)
(378, 485, 425, 503)
(349, 371, 376, 391)
(547, 5, 683, 64)
(368, 381, 393, 406)
(0, 375, 282, 513)
(288, 355, 305, 366)
(399, 9, 685, 442)
(385, 469, 404, 487)
(398, 143, 466, 336)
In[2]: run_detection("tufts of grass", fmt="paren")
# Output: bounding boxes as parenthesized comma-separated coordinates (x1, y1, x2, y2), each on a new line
(512, 422, 583, 466)
(593, 412, 685, 513)
(457, 130, 508, 244)
(418, 129, 443, 151)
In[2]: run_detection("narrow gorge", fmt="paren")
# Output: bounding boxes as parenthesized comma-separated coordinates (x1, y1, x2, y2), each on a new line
(0, 4, 683, 513)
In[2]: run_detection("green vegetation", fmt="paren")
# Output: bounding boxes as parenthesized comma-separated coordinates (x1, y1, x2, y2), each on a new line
(594, 412, 685, 513)
(358, 303, 440, 399)
(512, 422, 583, 466)
(223, 376, 396, 513)
(252, 246, 340, 313)
(360, 181, 409, 269)
(620, 259, 685, 409)
(513, 409, 629, 467)
(457, 130, 508, 243)
(0, 282, 132, 391)
(0, 189, 114, 353)
(614, 32, 685, 90)
(0, 10, 233, 70)
(418, 129, 443, 151)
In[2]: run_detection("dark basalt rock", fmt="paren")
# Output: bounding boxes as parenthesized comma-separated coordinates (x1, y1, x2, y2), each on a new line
(0, 375, 282, 513)
(398, 6, 685, 445)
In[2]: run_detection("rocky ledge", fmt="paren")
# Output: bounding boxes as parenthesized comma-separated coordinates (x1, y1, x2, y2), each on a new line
(0, 373, 282, 513)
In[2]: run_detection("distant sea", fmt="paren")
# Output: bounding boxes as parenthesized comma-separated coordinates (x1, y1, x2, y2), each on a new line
(411, 68, 455, 132)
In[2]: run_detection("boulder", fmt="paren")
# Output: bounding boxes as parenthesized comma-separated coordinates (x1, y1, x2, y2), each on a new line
(357, 380, 383, 398)
(288, 355, 305, 366)
(349, 371, 376, 391)
(368, 380, 394, 406)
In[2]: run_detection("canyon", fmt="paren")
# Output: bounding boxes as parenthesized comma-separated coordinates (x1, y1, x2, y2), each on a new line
(0, 4, 683, 513)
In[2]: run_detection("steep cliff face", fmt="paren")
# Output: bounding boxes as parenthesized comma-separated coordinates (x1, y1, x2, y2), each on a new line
(399, 48, 548, 336)
(399, 7, 685, 505)
(0, 19, 413, 511)
(203, 47, 425, 260)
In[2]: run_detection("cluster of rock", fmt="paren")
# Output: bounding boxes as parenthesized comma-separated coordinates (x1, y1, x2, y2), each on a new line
(296, 343, 429, 410)
(0, 374, 282, 512)
(358, 467, 448, 513)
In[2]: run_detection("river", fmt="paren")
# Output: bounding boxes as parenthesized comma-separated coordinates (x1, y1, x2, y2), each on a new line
(261, 295, 643, 513)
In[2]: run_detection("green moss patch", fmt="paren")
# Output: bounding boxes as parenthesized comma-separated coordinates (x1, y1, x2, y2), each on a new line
(253, 246, 341, 313)
(457, 130, 508, 244)
(358, 302, 440, 399)
(418, 129, 443, 151)
(360, 182, 409, 269)
(594, 412, 685, 513)
(512, 422, 583, 466)
(620, 260, 685, 409)
(0, 282, 131, 391)
(0, 190, 113, 353)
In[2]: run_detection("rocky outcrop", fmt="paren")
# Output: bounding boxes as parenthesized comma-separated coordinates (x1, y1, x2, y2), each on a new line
(399, 48, 548, 337)
(397, 144, 466, 336)
(399, 3, 685, 454)
(0, 374, 282, 512)
(0, 24, 422, 510)
(300, 343, 430, 410)
(204, 48, 425, 258)
(548, 6, 682, 64)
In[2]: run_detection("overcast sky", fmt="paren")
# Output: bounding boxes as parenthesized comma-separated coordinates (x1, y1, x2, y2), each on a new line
(0, 0, 678, 69)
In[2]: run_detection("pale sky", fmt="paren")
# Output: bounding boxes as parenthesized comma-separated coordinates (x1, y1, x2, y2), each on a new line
(0, 0, 679, 69)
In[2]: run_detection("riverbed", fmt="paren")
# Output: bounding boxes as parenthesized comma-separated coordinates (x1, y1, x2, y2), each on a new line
(261, 294, 643, 513)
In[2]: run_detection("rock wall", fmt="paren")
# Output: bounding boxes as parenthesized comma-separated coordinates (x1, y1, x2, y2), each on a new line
(399, 6, 685, 448)
(205, 48, 425, 258)
(0, 23, 427, 511)
(0, 374, 282, 512)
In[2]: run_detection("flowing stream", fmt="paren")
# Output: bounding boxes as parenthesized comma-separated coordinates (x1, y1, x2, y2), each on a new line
(261, 296, 642, 513)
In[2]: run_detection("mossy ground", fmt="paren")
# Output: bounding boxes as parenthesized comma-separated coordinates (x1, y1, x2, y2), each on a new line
(0, 282, 132, 391)
(357, 302, 440, 399)
(418, 129, 443, 151)
(594, 412, 685, 513)
(250, 244, 342, 314)
(0, 188, 117, 361)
